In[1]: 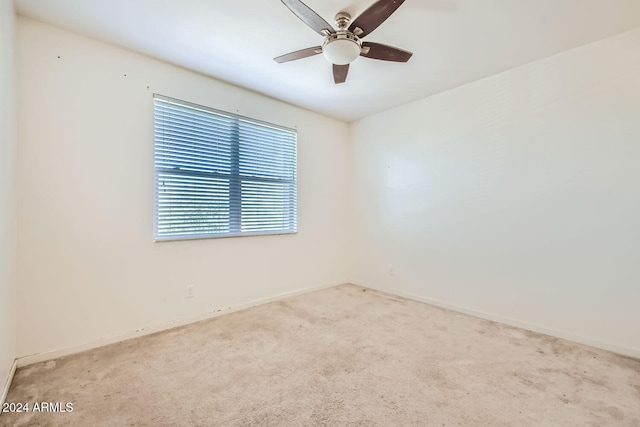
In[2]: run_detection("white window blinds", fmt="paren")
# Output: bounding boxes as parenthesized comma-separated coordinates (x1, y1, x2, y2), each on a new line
(154, 95, 297, 241)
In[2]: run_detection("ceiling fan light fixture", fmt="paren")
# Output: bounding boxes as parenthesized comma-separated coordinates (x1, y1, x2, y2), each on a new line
(275, 0, 413, 84)
(322, 34, 361, 65)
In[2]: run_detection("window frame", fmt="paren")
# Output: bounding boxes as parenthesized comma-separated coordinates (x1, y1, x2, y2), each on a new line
(153, 94, 298, 242)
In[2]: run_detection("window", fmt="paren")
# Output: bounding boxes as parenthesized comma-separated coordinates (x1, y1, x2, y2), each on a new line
(153, 95, 297, 241)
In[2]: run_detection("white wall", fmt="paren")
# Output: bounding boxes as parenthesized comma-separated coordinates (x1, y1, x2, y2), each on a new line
(349, 29, 640, 357)
(17, 17, 350, 360)
(0, 0, 17, 396)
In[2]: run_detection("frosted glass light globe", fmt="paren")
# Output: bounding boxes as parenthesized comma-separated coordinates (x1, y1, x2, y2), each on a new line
(323, 39, 361, 65)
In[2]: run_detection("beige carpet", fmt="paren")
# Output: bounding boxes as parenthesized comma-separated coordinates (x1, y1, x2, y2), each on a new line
(2, 284, 639, 426)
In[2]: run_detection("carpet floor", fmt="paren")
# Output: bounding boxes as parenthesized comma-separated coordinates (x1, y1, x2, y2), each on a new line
(2, 284, 639, 426)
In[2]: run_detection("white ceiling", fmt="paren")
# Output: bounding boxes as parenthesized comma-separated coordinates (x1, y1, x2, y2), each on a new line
(14, 0, 640, 122)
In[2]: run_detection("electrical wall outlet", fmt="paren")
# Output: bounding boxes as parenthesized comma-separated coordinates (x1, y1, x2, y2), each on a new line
(185, 284, 195, 298)
(388, 266, 395, 276)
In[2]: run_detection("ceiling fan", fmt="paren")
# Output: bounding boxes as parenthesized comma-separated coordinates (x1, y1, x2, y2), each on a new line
(274, 0, 413, 84)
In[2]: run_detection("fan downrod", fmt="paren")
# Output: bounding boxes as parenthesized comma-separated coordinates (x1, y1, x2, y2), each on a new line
(335, 12, 351, 30)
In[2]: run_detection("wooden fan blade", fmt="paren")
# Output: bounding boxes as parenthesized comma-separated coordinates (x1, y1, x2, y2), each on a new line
(349, 0, 405, 38)
(361, 42, 413, 62)
(274, 46, 323, 63)
(333, 64, 349, 84)
(281, 0, 335, 36)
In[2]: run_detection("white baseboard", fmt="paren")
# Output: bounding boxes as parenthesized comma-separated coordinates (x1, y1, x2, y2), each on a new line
(17, 281, 345, 367)
(1, 360, 17, 406)
(351, 280, 640, 359)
